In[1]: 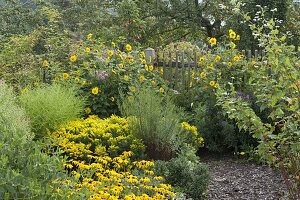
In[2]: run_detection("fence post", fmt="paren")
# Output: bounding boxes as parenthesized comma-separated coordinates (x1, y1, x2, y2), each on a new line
(144, 47, 155, 66)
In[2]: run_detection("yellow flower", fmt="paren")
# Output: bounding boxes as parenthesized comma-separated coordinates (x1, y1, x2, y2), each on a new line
(128, 96, 134, 101)
(160, 67, 164, 74)
(239, 152, 246, 155)
(198, 137, 204, 143)
(70, 55, 77, 62)
(151, 80, 156, 86)
(111, 41, 116, 47)
(149, 65, 154, 71)
(145, 65, 149, 71)
(233, 55, 240, 62)
(139, 75, 145, 82)
(63, 73, 69, 79)
(227, 62, 233, 67)
(85, 107, 92, 114)
(75, 77, 80, 82)
(108, 50, 114, 57)
(126, 44, 132, 51)
(200, 71, 206, 78)
(42, 60, 49, 67)
(189, 82, 193, 88)
(209, 80, 215, 87)
(199, 56, 205, 63)
(209, 37, 217, 45)
(119, 63, 125, 69)
(123, 75, 129, 81)
(87, 33, 93, 39)
(236, 35, 240, 40)
(92, 87, 99, 95)
(215, 55, 221, 62)
(159, 87, 165, 93)
(229, 29, 236, 39)
(86, 47, 91, 53)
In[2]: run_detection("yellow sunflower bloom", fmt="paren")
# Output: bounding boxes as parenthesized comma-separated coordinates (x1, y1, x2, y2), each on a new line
(159, 87, 165, 93)
(63, 73, 69, 79)
(70, 55, 77, 62)
(92, 87, 99, 95)
(108, 50, 114, 57)
(125, 44, 132, 51)
(200, 71, 206, 78)
(215, 55, 221, 62)
(86, 47, 91, 53)
(209, 37, 217, 45)
(209, 80, 215, 87)
(42, 60, 49, 67)
(87, 33, 93, 39)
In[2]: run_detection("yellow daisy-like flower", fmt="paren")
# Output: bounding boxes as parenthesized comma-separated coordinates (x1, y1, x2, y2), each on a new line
(215, 55, 221, 62)
(63, 73, 69, 79)
(229, 30, 236, 39)
(209, 80, 215, 87)
(87, 33, 93, 39)
(227, 62, 233, 67)
(70, 55, 77, 62)
(199, 56, 205, 63)
(233, 55, 240, 62)
(209, 37, 217, 45)
(235, 35, 240, 41)
(151, 80, 156, 86)
(125, 44, 132, 51)
(108, 50, 114, 57)
(74, 77, 80, 82)
(119, 63, 125, 69)
(42, 60, 49, 67)
(86, 47, 91, 53)
(92, 87, 99, 95)
(149, 65, 154, 71)
(159, 87, 165, 93)
(144, 65, 149, 71)
(123, 75, 129, 81)
(85, 107, 92, 114)
(139, 75, 145, 82)
(200, 71, 206, 78)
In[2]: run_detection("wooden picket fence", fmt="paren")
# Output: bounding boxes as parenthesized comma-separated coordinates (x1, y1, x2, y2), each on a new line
(144, 48, 299, 94)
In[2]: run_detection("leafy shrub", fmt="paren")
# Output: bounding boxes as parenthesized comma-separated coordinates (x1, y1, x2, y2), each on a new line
(154, 146, 210, 200)
(19, 83, 85, 139)
(49, 115, 176, 199)
(0, 81, 67, 199)
(121, 86, 204, 160)
(216, 12, 300, 199)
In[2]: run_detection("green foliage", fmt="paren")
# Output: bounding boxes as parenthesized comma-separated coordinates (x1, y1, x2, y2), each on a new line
(154, 146, 210, 199)
(19, 83, 85, 139)
(0, 81, 66, 199)
(120, 86, 204, 160)
(216, 13, 300, 199)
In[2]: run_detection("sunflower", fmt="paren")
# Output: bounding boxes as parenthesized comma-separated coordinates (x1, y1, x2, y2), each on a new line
(200, 71, 206, 78)
(209, 80, 215, 87)
(87, 33, 93, 39)
(63, 73, 69, 79)
(215, 55, 221, 62)
(91, 87, 99, 95)
(42, 60, 49, 67)
(70, 55, 77, 62)
(126, 44, 132, 51)
(159, 87, 165, 93)
(108, 50, 114, 57)
(209, 37, 217, 45)
(229, 30, 236, 39)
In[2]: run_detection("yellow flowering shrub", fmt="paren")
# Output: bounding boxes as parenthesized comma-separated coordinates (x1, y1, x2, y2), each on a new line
(50, 115, 175, 199)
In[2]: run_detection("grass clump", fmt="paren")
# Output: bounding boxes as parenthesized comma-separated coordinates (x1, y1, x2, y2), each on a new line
(19, 83, 85, 139)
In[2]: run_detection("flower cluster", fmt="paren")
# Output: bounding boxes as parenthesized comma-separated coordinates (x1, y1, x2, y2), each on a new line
(50, 115, 175, 199)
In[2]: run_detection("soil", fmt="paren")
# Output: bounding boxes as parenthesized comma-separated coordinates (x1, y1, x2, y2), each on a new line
(200, 152, 288, 200)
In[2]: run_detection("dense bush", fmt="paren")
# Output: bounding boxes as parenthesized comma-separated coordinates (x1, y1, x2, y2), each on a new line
(0, 81, 67, 199)
(49, 115, 176, 199)
(121, 86, 204, 160)
(19, 83, 85, 139)
(154, 146, 210, 199)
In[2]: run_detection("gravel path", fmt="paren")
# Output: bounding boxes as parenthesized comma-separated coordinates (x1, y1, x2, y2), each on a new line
(201, 154, 288, 200)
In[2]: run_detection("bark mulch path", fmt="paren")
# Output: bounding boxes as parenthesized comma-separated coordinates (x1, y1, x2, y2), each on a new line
(200, 153, 288, 200)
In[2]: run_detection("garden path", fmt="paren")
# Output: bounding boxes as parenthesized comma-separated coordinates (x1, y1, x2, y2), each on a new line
(201, 153, 288, 200)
